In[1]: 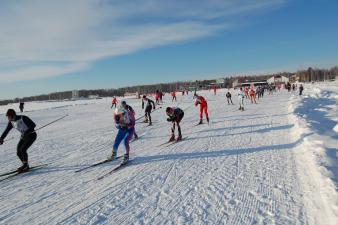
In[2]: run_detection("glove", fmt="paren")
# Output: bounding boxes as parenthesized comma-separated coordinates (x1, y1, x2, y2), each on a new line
(0, 138, 3, 145)
(167, 118, 172, 122)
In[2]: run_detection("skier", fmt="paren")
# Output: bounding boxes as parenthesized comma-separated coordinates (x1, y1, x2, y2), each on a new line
(111, 97, 118, 108)
(286, 82, 291, 92)
(249, 88, 257, 104)
(213, 86, 217, 95)
(19, 102, 24, 113)
(260, 86, 265, 98)
(299, 84, 304, 96)
(0, 109, 37, 172)
(226, 91, 233, 105)
(155, 90, 161, 105)
(142, 95, 156, 125)
(244, 87, 249, 99)
(171, 91, 177, 102)
(256, 86, 261, 99)
(166, 107, 184, 142)
(121, 101, 139, 139)
(268, 85, 273, 94)
(110, 106, 135, 163)
(292, 83, 296, 91)
(160, 92, 164, 103)
(194, 93, 209, 124)
(238, 88, 245, 111)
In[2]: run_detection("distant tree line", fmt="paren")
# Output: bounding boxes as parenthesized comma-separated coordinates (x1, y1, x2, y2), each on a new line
(294, 66, 338, 82)
(1, 66, 336, 106)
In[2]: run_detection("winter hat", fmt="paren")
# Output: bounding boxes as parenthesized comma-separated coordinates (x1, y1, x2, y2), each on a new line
(6, 109, 16, 117)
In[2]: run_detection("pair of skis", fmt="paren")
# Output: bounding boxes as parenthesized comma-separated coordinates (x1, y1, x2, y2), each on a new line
(0, 164, 47, 182)
(157, 136, 188, 147)
(75, 156, 122, 173)
(97, 160, 131, 180)
(75, 156, 131, 180)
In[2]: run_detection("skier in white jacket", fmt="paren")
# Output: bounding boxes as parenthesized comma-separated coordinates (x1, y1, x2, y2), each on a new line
(238, 88, 245, 111)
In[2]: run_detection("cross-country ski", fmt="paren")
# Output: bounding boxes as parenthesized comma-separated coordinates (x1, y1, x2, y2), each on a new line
(0, 164, 48, 182)
(75, 157, 122, 173)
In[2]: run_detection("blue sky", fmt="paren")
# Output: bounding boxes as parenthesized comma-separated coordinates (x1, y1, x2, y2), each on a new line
(0, 0, 337, 99)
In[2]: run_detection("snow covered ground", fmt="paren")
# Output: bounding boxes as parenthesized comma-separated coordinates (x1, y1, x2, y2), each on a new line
(0, 83, 337, 225)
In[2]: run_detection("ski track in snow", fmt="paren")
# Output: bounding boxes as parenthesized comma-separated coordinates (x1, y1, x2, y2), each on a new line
(0, 85, 337, 225)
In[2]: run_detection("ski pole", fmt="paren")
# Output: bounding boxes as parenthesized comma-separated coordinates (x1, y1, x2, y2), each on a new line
(1, 115, 68, 145)
(34, 114, 69, 132)
(135, 107, 162, 122)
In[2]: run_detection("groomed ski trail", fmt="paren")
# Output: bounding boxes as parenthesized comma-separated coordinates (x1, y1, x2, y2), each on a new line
(0, 89, 336, 224)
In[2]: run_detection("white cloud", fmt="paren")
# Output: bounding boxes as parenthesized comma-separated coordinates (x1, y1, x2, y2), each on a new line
(0, 63, 90, 83)
(0, 0, 287, 83)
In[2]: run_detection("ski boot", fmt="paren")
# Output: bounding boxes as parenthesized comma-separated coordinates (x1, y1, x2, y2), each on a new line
(143, 119, 149, 123)
(198, 119, 203, 125)
(206, 117, 209, 124)
(17, 163, 29, 173)
(176, 135, 182, 141)
(122, 154, 129, 165)
(109, 151, 117, 160)
(169, 135, 175, 142)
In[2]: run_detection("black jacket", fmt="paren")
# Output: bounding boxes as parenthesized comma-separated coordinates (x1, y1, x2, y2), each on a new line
(167, 108, 184, 122)
(1, 115, 36, 140)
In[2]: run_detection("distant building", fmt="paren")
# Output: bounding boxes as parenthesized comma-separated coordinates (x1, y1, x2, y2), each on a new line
(232, 79, 240, 88)
(88, 94, 101, 99)
(232, 79, 268, 88)
(267, 75, 289, 85)
(124, 92, 139, 98)
(72, 90, 79, 99)
(208, 78, 226, 89)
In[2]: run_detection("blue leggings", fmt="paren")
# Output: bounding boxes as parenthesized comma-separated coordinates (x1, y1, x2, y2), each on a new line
(113, 128, 134, 155)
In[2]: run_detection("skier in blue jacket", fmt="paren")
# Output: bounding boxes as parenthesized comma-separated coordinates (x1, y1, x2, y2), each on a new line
(110, 106, 135, 163)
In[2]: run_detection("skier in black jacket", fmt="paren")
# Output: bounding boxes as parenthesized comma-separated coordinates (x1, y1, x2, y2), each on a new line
(142, 95, 156, 126)
(0, 109, 37, 172)
(166, 107, 184, 141)
(226, 91, 233, 105)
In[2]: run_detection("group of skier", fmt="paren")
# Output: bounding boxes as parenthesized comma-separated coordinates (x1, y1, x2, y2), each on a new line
(1, 83, 303, 173)
(105, 92, 206, 165)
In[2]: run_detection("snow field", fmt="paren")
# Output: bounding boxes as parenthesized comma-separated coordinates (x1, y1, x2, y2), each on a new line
(0, 84, 337, 225)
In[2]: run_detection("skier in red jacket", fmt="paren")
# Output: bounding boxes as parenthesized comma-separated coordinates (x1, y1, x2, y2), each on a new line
(111, 97, 118, 108)
(194, 94, 209, 124)
(171, 91, 177, 102)
(155, 90, 161, 105)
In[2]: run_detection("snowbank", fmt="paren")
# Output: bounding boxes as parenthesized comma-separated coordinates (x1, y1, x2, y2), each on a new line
(288, 81, 338, 224)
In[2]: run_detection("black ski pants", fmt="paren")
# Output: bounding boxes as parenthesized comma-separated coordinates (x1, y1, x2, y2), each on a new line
(171, 112, 184, 136)
(145, 105, 152, 124)
(17, 132, 37, 163)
